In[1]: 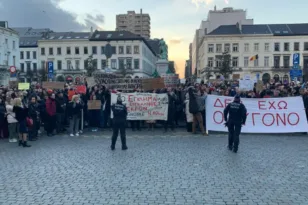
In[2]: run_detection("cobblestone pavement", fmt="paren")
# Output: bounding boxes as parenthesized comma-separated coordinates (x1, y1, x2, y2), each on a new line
(1, 129, 308, 205)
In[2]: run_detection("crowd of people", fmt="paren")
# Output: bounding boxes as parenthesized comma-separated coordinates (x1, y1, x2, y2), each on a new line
(0, 78, 307, 148)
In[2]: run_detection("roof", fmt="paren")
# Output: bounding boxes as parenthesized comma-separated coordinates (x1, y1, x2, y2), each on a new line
(208, 23, 308, 36)
(89, 30, 157, 56)
(20, 37, 42, 48)
(12, 27, 51, 37)
(147, 39, 160, 55)
(41, 32, 90, 40)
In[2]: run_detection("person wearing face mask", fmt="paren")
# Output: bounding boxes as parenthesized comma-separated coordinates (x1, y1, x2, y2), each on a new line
(45, 93, 57, 136)
(67, 95, 83, 137)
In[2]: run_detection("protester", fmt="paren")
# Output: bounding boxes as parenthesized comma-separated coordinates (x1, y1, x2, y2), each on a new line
(188, 87, 206, 135)
(45, 92, 57, 136)
(184, 93, 193, 132)
(28, 96, 39, 141)
(55, 92, 66, 133)
(0, 97, 9, 139)
(67, 95, 83, 137)
(6, 97, 18, 142)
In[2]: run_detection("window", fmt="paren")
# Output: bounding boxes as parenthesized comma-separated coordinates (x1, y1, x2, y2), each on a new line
(101, 46, 105, 55)
(284, 43, 290, 51)
(274, 43, 280, 51)
(66, 47, 71, 55)
(208, 44, 214, 53)
(119, 46, 124, 54)
(84, 47, 88, 54)
(57, 47, 61, 55)
(5, 39, 8, 45)
(134, 59, 140, 69)
(41, 48, 45, 55)
(33, 63, 37, 71)
(274, 56, 280, 68)
(75, 60, 80, 70)
(232, 57, 238, 67)
(67, 60, 72, 69)
(33, 51, 36, 59)
(13, 56, 16, 66)
(126, 46, 132, 54)
(244, 43, 249, 52)
(13, 41, 15, 49)
(283, 56, 290, 68)
(216, 44, 222, 53)
(100, 59, 106, 69)
(216, 58, 222, 68)
(20, 63, 24, 72)
(265, 43, 270, 52)
(57, 60, 62, 70)
(26, 51, 30, 59)
(49, 48, 53, 55)
(26, 62, 31, 71)
(224, 44, 230, 52)
(20, 51, 24, 59)
(92, 46, 97, 55)
(112, 46, 116, 54)
(304, 42, 308, 51)
(134, 46, 139, 54)
(111, 59, 117, 69)
(254, 59, 259, 67)
(75, 47, 80, 55)
(207, 57, 213, 67)
(41, 61, 45, 70)
(126, 58, 132, 69)
(254, 43, 259, 52)
(119, 59, 125, 69)
(264, 57, 269, 67)
(294, 42, 300, 51)
(232, 44, 239, 52)
(244, 57, 249, 67)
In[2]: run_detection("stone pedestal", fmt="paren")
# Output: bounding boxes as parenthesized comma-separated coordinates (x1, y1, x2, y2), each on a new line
(156, 59, 169, 76)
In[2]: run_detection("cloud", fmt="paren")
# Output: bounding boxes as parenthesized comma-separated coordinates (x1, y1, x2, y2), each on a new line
(169, 39, 183, 45)
(0, 0, 104, 31)
(190, 0, 214, 8)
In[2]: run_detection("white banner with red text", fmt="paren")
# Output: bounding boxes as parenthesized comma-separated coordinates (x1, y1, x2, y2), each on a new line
(206, 95, 308, 133)
(111, 93, 169, 120)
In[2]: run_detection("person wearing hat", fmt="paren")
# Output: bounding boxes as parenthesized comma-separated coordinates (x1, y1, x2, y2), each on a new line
(223, 95, 247, 153)
(110, 94, 128, 150)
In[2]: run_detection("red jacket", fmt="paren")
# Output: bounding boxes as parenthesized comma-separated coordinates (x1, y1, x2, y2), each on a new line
(46, 98, 56, 116)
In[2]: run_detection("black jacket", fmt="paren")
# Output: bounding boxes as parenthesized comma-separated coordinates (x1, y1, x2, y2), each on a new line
(112, 103, 127, 122)
(224, 102, 247, 125)
(13, 106, 28, 122)
(55, 97, 66, 113)
(28, 103, 39, 120)
(67, 102, 83, 118)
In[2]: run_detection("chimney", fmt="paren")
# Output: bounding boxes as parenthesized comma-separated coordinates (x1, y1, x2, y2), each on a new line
(140, 8, 142, 14)
(214, 5, 216, 11)
(236, 21, 242, 32)
(90, 27, 93, 35)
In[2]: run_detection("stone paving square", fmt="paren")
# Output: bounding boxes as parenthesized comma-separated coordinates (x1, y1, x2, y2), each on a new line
(0, 130, 308, 205)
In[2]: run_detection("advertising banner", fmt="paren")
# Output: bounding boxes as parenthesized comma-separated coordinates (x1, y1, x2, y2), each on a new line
(111, 93, 169, 120)
(206, 95, 308, 133)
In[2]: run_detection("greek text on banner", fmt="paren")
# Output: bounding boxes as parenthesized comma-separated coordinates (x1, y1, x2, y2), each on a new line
(206, 95, 308, 133)
(111, 93, 169, 120)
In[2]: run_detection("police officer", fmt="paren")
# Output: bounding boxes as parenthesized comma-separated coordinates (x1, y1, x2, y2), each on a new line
(223, 95, 247, 153)
(111, 94, 128, 151)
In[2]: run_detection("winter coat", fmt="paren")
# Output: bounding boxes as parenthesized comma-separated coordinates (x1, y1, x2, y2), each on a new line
(6, 105, 17, 124)
(55, 97, 66, 113)
(184, 99, 193, 123)
(67, 101, 83, 118)
(46, 98, 56, 116)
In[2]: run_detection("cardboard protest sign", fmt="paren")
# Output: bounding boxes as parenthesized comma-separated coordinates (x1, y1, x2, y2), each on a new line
(142, 78, 165, 91)
(239, 79, 254, 91)
(206, 95, 308, 133)
(9, 81, 18, 88)
(42, 82, 64, 90)
(88, 100, 101, 110)
(162, 74, 179, 88)
(111, 93, 169, 120)
(18, 83, 30, 90)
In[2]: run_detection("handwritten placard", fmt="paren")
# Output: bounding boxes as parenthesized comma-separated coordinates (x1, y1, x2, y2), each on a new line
(142, 78, 165, 91)
(18, 83, 30, 90)
(88, 100, 101, 110)
(42, 82, 64, 90)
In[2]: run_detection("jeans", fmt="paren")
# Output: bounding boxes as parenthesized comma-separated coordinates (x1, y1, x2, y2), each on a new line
(227, 122, 242, 151)
(69, 115, 80, 134)
(46, 115, 56, 135)
(8, 123, 18, 141)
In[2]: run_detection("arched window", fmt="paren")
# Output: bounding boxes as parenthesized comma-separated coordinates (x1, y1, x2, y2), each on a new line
(273, 74, 280, 82)
(262, 73, 271, 83)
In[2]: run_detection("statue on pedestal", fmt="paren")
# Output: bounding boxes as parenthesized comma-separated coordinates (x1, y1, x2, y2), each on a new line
(158, 39, 168, 60)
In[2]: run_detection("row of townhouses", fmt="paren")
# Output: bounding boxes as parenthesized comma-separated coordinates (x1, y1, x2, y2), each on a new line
(0, 22, 161, 85)
(189, 7, 308, 83)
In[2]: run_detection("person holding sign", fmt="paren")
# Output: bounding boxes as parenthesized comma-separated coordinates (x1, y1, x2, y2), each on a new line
(223, 95, 247, 153)
(110, 94, 128, 151)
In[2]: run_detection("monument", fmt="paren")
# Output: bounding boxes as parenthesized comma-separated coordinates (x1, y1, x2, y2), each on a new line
(156, 39, 169, 75)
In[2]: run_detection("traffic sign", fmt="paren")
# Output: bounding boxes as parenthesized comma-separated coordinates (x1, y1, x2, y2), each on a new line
(293, 53, 300, 65)
(48, 61, 54, 73)
(9, 66, 16, 73)
(290, 69, 302, 80)
(293, 65, 300, 69)
(48, 73, 54, 79)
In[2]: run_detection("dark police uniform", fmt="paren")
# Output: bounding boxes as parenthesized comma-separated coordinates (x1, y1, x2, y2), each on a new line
(223, 95, 247, 153)
(111, 96, 128, 150)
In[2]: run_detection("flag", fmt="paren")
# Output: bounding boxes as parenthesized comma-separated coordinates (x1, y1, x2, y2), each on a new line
(249, 54, 258, 61)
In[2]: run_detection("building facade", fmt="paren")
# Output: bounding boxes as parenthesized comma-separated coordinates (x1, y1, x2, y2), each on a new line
(0, 21, 19, 86)
(90, 30, 157, 78)
(116, 9, 151, 39)
(191, 7, 253, 77)
(198, 23, 308, 82)
(13, 27, 52, 82)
